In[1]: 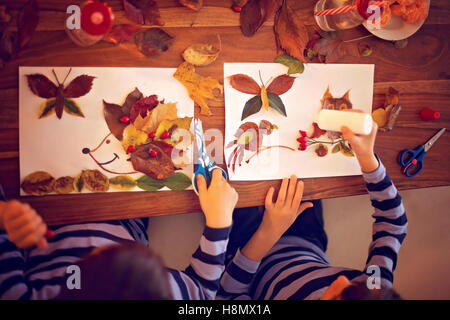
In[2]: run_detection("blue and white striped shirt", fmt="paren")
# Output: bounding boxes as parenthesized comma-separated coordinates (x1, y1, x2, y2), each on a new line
(0, 217, 231, 300)
(219, 160, 407, 300)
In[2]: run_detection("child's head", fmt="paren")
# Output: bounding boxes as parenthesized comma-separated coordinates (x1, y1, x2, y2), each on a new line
(57, 243, 172, 300)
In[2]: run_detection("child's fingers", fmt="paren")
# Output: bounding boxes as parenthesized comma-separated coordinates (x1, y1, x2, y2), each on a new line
(3, 201, 30, 223)
(196, 174, 207, 194)
(17, 223, 47, 249)
(9, 213, 42, 244)
(297, 202, 314, 216)
(276, 178, 289, 205)
(286, 175, 297, 205)
(6, 207, 39, 231)
(291, 180, 305, 210)
(265, 187, 275, 210)
(211, 168, 225, 182)
(36, 237, 48, 250)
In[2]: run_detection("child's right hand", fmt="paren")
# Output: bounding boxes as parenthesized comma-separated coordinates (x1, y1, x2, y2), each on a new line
(196, 169, 238, 229)
(0, 200, 48, 249)
(341, 121, 379, 173)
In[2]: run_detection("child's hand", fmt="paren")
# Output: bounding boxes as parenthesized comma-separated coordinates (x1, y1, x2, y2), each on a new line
(260, 176, 313, 238)
(341, 122, 379, 173)
(196, 169, 238, 229)
(0, 200, 48, 249)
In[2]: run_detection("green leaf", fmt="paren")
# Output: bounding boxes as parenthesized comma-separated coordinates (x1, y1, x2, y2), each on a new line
(64, 98, 85, 117)
(274, 54, 304, 74)
(358, 42, 372, 57)
(331, 143, 341, 153)
(164, 172, 192, 190)
(39, 98, 56, 118)
(136, 175, 165, 191)
(267, 92, 287, 117)
(109, 175, 137, 190)
(241, 95, 262, 120)
(339, 141, 355, 157)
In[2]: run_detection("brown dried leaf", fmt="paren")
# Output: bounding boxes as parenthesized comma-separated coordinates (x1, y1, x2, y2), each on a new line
(266, 74, 295, 95)
(229, 74, 261, 94)
(123, 0, 163, 26)
(384, 86, 399, 107)
(274, 2, 309, 62)
(134, 28, 174, 56)
(63, 75, 95, 98)
(81, 169, 109, 192)
(240, 0, 279, 37)
(179, 0, 203, 11)
(103, 100, 128, 140)
(21, 171, 55, 195)
(18, 0, 39, 49)
(130, 143, 175, 180)
(315, 144, 328, 157)
(26, 74, 57, 98)
(135, 102, 178, 133)
(129, 95, 159, 122)
(55, 176, 74, 194)
(309, 122, 327, 139)
(103, 24, 140, 44)
(122, 87, 143, 115)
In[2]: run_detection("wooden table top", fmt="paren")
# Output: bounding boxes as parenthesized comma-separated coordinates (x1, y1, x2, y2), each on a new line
(0, 0, 449, 225)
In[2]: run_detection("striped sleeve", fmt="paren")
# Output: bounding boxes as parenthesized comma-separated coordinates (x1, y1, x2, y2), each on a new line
(362, 158, 407, 287)
(0, 231, 30, 300)
(168, 225, 231, 300)
(217, 249, 260, 300)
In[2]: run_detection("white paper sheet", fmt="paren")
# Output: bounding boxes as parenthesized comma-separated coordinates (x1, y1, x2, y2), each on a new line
(19, 67, 194, 195)
(223, 63, 374, 181)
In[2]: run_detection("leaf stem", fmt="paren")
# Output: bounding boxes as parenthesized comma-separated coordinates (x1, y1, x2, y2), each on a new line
(245, 145, 295, 164)
(343, 34, 373, 43)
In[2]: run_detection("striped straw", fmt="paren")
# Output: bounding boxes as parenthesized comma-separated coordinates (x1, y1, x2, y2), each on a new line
(314, 1, 389, 16)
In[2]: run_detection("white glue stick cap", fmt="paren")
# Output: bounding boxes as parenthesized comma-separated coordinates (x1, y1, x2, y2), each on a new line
(317, 109, 373, 135)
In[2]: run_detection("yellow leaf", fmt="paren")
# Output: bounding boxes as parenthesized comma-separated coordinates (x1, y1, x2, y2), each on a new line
(155, 117, 193, 148)
(39, 98, 56, 118)
(261, 85, 269, 110)
(122, 124, 149, 150)
(139, 102, 178, 133)
(372, 108, 388, 128)
(182, 43, 221, 66)
(173, 62, 223, 116)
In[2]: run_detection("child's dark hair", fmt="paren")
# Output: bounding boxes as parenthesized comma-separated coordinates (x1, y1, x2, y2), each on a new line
(56, 243, 172, 300)
(340, 281, 402, 300)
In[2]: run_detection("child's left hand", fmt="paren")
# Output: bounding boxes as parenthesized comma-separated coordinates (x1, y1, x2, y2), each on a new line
(0, 200, 48, 249)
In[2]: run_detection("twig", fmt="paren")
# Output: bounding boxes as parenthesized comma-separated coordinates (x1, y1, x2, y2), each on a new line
(245, 145, 295, 164)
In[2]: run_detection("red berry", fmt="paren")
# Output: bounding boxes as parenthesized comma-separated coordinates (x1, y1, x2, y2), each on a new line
(299, 130, 307, 137)
(148, 131, 156, 139)
(149, 149, 158, 157)
(299, 144, 307, 151)
(297, 137, 306, 144)
(161, 131, 170, 139)
(120, 116, 130, 124)
(126, 145, 135, 153)
(232, 4, 242, 12)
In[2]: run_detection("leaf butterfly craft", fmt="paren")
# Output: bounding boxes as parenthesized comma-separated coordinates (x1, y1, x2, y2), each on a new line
(228, 72, 296, 120)
(26, 68, 95, 119)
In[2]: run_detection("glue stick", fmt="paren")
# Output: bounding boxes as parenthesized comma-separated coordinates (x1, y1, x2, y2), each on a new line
(317, 109, 373, 135)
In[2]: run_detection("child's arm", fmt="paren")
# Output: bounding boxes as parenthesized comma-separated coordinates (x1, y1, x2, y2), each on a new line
(219, 176, 312, 299)
(0, 200, 49, 299)
(167, 169, 238, 300)
(342, 123, 407, 287)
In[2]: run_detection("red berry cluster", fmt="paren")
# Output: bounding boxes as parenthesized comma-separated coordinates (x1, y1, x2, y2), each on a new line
(231, 4, 242, 12)
(297, 130, 307, 151)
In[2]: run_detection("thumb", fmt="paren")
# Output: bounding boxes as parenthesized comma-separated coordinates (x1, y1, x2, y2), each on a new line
(297, 201, 314, 215)
(341, 126, 357, 144)
(196, 174, 207, 195)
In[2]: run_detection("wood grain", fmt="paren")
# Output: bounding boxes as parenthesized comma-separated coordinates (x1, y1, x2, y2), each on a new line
(0, 0, 449, 225)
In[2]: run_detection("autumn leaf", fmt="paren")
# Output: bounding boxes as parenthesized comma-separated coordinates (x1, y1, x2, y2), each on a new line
(229, 74, 261, 95)
(331, 143, 340, 153)
(266, 74, 295, 95)
(18, 0, 39, 49)
(122, 87, 143, 115)
(174, 62, 223, 116)
(136, 174, 165, 191)
(240, 0, 279, 37)
(241, 95, 262, 120)
(372, 108, 387, 127)
(131, 143, 175, 180)
(274, 1, 309, 62)
(310, 122, 326, 139)
(39, 98, 84, 118)
(82, 169, 110, 192)
(182, 42, 220, 66)
(103, 100, 128, 140)
(129, 95, 159, 122)
(103, 24, 140, 44)
(358, 42, 372, 56)
(55, 176, 74, 194)
(155, 117, 193, 147)
(339, 140, 354, 157)
(164, 172, 192, 190)
(267, 92, 287, 116)
(123, 0, 163, 26)
(21, 171, 55, 195)
(311, 37, 347, 63)
(315, 144, 328, 157)
(122, 124, 149, 150)
(179, 0, 203, 11)
(26, 74, 57, 98)
(274, 54, 304, 74)
(384, 86, 399, 107)
(134, 102, 178, 133)
(109, 175, 137, 190)
(73, 173, 84, 192)
(134, 28, 174, 56)
(63, 75, 95, 98)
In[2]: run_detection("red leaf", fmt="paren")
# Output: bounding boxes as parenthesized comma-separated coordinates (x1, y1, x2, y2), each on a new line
(103, 24, 140, 44)
(134, 28, 174, 56)
(129, 95, 159, 122)
(17, 0, 39, 48)
(274, 1, 309, 62)
(229, 74, 261, 94)
(63, 75, 95, 98)
(26, 74, 57, 98)
(179, 0, 203, 11)
(309, 122, 326, 139)
(123, 0, 163, 26)
(151, 140, 174, 157)
(122, 87, 143, 115)
(240, 0, 279, 37)
(130, 143, 175, 180)
(266, 74, 295, 95)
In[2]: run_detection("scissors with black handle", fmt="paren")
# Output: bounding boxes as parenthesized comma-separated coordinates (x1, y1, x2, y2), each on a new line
(192, 119, 228, 195)
(399, 128, 446, 177)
